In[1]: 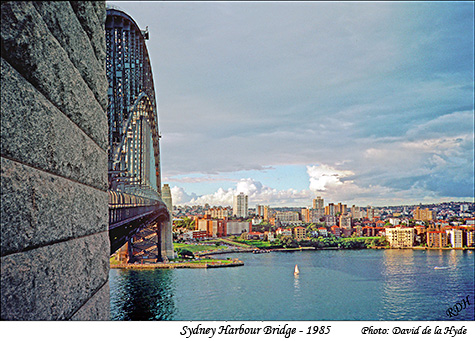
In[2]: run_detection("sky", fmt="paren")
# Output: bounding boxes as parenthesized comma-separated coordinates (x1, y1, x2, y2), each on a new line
(109, 1, 474, 208)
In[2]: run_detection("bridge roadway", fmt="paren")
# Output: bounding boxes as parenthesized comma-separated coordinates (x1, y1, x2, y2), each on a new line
(108, 191, 171, 262)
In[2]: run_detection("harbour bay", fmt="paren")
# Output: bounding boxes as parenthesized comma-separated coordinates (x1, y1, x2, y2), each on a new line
(110, 249, 474, 321)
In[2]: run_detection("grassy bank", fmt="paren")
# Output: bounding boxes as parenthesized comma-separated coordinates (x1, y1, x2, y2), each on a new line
(174, 242, 228, 253)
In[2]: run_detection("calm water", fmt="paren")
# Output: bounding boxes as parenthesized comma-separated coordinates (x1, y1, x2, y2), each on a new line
(110, 249, 474, 321)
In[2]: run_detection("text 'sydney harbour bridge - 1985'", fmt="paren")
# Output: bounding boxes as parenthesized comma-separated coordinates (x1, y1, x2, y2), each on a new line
(106, 6, 173, 262)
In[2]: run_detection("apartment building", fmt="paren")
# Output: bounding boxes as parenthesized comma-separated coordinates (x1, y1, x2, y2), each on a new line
(427, 231, 448, 248)
(385, 226, 415, 247)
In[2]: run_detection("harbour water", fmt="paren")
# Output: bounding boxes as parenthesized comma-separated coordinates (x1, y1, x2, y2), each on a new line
(110, 249, 474, 321)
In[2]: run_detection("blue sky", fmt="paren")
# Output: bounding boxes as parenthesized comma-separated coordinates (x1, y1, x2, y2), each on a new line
(110, 1, 474, 207)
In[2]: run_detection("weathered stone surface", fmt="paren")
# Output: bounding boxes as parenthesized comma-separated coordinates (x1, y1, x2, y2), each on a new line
(70, 281, 110, 321)
(33, 1, 108, 110)
(70, 1, 106, 67)
(0, 1, 107, 150)
(1, 1, 109, 320)
(91, 1, 106, 27)
(0, 157, 108, 257)
(0, 58, 107, 190)
(0, 231, 110, 320)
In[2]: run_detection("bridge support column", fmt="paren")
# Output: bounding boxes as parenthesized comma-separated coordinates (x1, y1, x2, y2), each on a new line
(160, 219, 174, 259)
(155, 222, 163, 262)
(127, 237, 135, 264)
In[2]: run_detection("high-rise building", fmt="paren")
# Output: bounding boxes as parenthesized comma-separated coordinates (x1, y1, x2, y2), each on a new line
(263, 205, 269, 221)
(233, 192, 248, 218)
(257, 204, 267, 217)
(325, 203, 335, 216)
(351, 205, 363, 219)
(301, 208, 310, 223)
(366, 206, 375, 220)
(313, 196, 324, 210)
(276, 211, 301, 225)
(162, 184, 173, 217)
(413, 207, 434, 221)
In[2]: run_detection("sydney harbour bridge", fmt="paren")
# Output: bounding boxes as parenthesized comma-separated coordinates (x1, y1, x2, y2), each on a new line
(106, 6, 173, 262)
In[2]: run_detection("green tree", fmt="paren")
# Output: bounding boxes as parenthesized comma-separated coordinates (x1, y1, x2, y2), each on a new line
(281, 235, 299, 248)
(177, 248, 194, 259)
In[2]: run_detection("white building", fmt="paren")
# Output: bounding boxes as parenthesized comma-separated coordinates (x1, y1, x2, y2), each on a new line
(226, 221, 250, 235)
(385, 226, 415, 248)
(389, 218, 401, 226)
(446, 229, 464, 248)
(233, 192, 248, 218)
(276, 211, 301, 225)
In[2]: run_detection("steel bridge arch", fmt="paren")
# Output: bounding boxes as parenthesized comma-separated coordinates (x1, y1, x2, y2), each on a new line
(106, 7, 161, 195)
(106, 6, 173, 261)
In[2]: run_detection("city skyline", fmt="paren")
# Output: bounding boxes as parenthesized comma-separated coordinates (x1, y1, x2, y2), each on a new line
(111, 1, 474, 207)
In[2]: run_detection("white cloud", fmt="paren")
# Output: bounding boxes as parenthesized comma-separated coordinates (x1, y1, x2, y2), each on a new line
(307, 164, 355, 192)
(114, 1, 474, 205)
(172, 178, 312, 206)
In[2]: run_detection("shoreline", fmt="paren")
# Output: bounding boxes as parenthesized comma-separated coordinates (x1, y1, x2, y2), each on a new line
(110, 246, 474, 270)
(110, 259, 244, 270)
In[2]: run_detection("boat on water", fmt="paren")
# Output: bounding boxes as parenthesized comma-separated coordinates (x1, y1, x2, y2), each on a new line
(294, 264, 299, 276)
(434, 266, 450, 270)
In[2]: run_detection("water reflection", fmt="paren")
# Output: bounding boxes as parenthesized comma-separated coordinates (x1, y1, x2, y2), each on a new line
(381, 249, 475, 320)
(110, 269, 177, 320)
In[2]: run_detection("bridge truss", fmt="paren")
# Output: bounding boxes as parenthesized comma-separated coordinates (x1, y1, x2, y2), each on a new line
(106, 7, 173, 262)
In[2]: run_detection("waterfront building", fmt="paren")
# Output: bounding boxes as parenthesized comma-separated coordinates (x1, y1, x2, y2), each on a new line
(265, 231, 276, 241)
(233, 192, 248, 218)
(330, 225, 341, 238)
(317, 227, 328, 237)
(293, 226, 306, 241)
(385, 226, 415, 248)
(276, 228, 292, 236)
(467, 229, 475, 247)
(363, 227, 378, 237)
(446, 229, 465, 248)
(247, 231, 265, 240)
(427, 231, 448, 248)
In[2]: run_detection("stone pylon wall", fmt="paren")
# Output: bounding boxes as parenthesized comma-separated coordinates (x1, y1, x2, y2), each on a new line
(1, 1, 109, 320)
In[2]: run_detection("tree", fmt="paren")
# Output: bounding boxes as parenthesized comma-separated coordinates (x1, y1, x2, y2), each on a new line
(177, 248, 194, 259)
(281, 235, 298, 248)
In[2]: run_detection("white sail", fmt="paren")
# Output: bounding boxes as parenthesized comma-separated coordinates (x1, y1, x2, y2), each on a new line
(294, 264, 299, 275)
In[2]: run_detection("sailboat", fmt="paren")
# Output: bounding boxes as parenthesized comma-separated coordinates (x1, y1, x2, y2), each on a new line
(294, 264, 300, 276)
